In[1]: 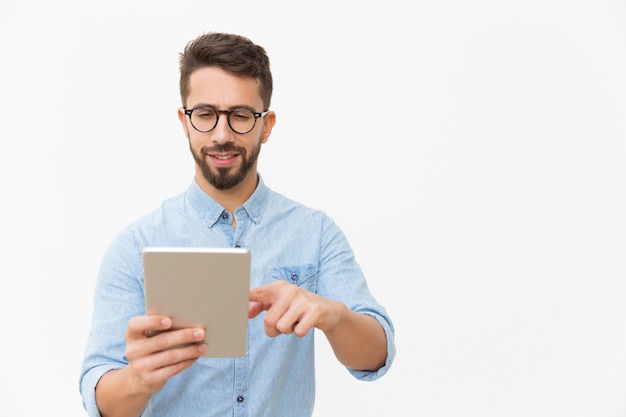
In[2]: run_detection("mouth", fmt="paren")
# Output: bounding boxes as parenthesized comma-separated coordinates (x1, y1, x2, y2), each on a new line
(207, 152, 240, 167)
(211, 153, 237, 160)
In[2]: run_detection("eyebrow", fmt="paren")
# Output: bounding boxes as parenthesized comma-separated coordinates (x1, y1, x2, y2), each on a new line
(188, 103, 259, 112)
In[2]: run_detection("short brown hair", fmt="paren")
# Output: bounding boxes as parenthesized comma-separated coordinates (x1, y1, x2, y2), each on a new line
(179, 32, 273, 110)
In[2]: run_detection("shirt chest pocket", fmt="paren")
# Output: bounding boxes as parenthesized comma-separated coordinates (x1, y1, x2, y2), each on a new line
(266, 264, 317, 293)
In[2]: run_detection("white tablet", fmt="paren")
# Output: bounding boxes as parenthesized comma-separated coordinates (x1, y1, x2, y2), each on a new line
(142, 247, 250, 358)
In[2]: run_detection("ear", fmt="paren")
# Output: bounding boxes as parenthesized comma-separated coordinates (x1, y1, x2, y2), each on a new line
(178, 108, 190, 138)
(260, 111, 276, 144)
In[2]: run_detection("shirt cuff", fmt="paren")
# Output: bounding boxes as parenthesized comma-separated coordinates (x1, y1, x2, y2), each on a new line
(347, 313, 396, 381)
(80, 365, 119, 417)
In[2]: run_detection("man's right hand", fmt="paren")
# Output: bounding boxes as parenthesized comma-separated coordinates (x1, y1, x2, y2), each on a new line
(95, 315, 206, 417)
(125, 315, 207, 394)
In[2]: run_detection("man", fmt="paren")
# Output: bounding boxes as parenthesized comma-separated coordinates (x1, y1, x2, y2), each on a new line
(80, 32, 395, 417)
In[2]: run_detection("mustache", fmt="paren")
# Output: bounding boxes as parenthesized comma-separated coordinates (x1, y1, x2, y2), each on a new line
(201, 144, 247, 155)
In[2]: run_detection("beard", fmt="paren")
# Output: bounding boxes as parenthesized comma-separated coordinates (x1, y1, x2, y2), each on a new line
(190, 139, 262, 190)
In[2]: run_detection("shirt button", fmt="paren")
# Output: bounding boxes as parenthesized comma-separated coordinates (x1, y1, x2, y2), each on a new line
(221, 213, 228, 220)
(237, 395, 244, 403)
(235, 245, 241, 248)
(291, 274, 298, 282)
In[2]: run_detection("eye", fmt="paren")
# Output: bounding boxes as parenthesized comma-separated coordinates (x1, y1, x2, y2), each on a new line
(231, 109, 254, 121)
(196, 108, 217, 119)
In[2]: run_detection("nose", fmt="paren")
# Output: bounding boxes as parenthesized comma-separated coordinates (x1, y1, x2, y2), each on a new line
(210, 113, 235, 144)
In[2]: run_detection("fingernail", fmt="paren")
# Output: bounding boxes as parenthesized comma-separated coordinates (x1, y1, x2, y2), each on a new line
(198, 344, 207, 353)
(162, 318, 171, 327)
(194, 330, 204, 339)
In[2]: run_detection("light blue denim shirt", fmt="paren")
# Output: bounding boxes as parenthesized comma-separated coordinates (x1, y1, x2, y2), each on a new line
(80, 175, 396, 417)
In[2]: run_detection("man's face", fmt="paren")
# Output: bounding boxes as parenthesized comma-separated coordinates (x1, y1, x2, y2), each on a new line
(178, 66, 274, 191)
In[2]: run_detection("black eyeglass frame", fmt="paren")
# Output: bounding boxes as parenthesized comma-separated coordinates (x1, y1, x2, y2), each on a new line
(183, 106, 269, 134)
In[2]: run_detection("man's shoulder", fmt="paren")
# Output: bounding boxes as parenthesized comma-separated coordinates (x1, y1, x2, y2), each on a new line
(265, 187, 324, 215)
(113, 192, 189, 237)
(262, 187, 339, 231)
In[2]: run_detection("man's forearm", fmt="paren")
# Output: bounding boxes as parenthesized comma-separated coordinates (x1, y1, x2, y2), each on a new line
(95, 367, 152, 417)
(324, 304, 387, 371)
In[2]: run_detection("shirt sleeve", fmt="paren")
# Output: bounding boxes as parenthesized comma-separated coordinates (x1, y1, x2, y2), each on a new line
(315, 215, 396, 381)
(79, 228, 145, 416)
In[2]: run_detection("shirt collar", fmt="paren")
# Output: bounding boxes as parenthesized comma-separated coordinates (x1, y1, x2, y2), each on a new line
(185, 174, 269, 227)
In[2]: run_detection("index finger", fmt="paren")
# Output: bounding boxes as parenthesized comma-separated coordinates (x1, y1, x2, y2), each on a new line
(127, 315, 173, 339)
(248, 286, 269, 303)
(249, 281, 285, 303)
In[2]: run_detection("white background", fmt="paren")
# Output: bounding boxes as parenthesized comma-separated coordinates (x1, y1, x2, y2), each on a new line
(1, 1, 625, 416)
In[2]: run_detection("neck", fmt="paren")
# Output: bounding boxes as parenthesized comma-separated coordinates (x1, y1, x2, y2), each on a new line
(195, 169, 259, 214)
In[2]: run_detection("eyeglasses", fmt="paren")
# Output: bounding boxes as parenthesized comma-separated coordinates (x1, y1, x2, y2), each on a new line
(183, 106, 269, 134)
